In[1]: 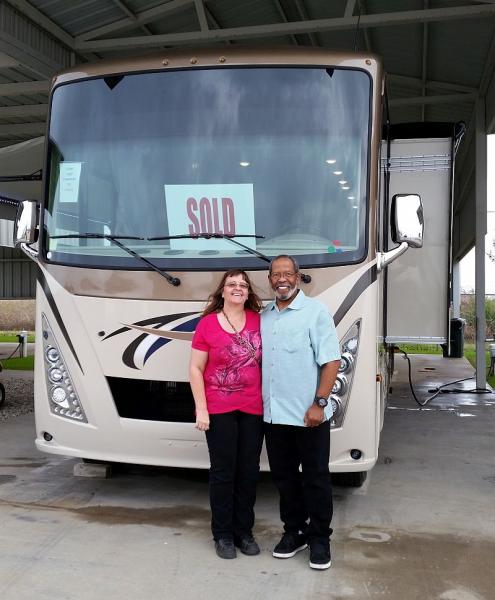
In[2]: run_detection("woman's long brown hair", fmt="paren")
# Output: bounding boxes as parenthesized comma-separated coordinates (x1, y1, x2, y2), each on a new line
(202, 269, 263, 316)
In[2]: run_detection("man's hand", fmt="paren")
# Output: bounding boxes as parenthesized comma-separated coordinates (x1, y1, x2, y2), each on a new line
(304, 404, 325, 427)
(195, 408, 210, 431)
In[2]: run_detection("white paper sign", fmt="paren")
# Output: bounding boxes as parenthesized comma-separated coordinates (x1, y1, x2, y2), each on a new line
(164, 184, 256, 250)
(59, 162, 82, 203)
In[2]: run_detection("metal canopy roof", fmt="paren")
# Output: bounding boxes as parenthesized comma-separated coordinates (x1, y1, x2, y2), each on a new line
(0, 0, 494, 259)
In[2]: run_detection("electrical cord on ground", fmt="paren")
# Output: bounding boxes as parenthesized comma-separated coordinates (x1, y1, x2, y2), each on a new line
(3, 342, 22, 361)
(394, 347, 493, 408)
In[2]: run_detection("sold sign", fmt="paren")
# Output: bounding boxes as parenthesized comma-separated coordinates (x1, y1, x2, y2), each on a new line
(164, 184, 256, 251)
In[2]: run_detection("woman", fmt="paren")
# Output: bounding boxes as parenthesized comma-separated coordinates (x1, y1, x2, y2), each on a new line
(189, 269, 263, 560)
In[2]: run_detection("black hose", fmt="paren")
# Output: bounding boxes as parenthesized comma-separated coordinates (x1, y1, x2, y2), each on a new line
(394, 347, 486, 408)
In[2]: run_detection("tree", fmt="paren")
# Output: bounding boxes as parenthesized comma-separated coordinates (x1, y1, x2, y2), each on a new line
(460, 294, 495, 340)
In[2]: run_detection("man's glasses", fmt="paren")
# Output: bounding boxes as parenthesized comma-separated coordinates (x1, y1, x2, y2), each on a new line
(224, 282, 250, 290)
(269, 271, 297, 280)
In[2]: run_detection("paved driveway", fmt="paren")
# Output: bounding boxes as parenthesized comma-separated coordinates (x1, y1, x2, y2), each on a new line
(0, 356, 494, 600)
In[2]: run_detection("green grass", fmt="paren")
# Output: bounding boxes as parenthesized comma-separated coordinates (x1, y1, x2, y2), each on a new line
(1, 355, 34, 370)
(0, 332, 35, 343)
(464, 344, 495, 389)
(396, 343, 442, 355)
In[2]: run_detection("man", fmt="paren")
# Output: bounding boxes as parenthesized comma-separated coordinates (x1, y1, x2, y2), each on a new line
(261, 255, 341, 570)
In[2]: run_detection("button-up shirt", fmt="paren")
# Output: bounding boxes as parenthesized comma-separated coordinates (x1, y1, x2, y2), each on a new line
(261, 290, 341, 426)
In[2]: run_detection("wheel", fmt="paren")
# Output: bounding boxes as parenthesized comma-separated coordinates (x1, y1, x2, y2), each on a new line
(0, 382, 5, 408)
(332, 471, 367, 488)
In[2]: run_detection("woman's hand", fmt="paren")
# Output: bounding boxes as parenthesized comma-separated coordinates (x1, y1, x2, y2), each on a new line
(195, 408, 210, 431)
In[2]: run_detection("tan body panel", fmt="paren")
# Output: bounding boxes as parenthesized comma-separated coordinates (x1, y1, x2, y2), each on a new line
(34, 48, 385, 472)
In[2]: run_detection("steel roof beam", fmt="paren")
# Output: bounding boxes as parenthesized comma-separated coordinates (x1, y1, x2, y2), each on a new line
(457, 25, 495, 172)
(194, 0, 208, 31)
(0, 123, 46, 136)
(204, 5, 232, 45)
(0, 35, 62, 78)
(389, 92, 478, 107)
(421, 0, 429, 121)
(273, 0, 298, 45)
(76, 0, 199, 42)
(110, 0, 153, 35)
(357, 0, 373, 53)
(387, 73, 477, 94)
(0, 81, 50, 96)
(5, 0, 74, 49)
(344, 0, 357, 17)
(0, 104, 48, 118)
(75, 3, 495, 51)
(292, 0, 318, 47)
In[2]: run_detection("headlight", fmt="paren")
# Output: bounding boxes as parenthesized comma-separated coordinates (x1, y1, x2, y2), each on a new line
(42, 314, 87, 423)
(48, 367, 64, 383)
(339, 352, 354, 373)
(330, 394, 342, 418)
(331, 320, 361, 429)
(45, 346, 59, 363)
(332, 375, 348, 395)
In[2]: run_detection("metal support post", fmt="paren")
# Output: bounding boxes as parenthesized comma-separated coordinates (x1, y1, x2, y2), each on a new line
(475, 99, 487, 389)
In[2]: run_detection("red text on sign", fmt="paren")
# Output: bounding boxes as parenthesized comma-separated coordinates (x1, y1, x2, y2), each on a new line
(186, 197, 236, 236)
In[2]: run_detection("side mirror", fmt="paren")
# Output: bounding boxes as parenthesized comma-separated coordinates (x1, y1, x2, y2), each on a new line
(391, 194, 424, 249)
(14, 199, 38, 246)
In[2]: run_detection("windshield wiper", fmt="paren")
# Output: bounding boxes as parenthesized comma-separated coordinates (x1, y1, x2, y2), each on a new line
(148, 232, 272, 262)
(147, 233, 311, 283)
(49, 233, 181, 287)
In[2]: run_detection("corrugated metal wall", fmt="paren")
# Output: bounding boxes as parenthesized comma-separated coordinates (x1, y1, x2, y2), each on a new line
(0, 1, 71, 68)
(0, 246, 37, 298)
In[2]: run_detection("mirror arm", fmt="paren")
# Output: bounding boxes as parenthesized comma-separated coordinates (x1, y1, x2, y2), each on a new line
(20, 242, 39, 262)
(377, 241, 409, 272)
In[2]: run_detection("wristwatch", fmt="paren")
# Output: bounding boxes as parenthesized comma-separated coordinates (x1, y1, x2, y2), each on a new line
(314, 396, 328, 408)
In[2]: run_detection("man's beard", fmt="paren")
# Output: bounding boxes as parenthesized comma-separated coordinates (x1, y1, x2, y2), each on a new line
(274, 284, 298, 301)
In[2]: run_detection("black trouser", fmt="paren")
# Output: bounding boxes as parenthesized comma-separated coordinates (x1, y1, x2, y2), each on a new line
(205, 411, 264, 541)
(265, 420, 333, 542)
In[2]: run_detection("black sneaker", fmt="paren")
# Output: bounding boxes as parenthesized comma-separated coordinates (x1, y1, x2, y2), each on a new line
(215, 539, 237, 559)
(309, 539, 331, 570)
(272, 532, 308, 558)
(234, 534, 261, 556)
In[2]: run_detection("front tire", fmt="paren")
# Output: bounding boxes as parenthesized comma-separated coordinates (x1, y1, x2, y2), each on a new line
(0, 382, 5, 408)
(332, 471, 367, 487)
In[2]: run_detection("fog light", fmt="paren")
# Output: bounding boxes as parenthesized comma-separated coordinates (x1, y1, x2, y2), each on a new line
(51, 386, 67, 404)
(43, 431, 53, 441)
(350, 449, 362, 460)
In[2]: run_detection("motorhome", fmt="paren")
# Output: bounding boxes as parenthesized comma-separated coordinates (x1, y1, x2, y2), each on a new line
(6, 47, 459, 485)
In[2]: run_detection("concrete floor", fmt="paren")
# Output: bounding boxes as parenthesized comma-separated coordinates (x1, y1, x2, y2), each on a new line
(0, 354, 494, 600)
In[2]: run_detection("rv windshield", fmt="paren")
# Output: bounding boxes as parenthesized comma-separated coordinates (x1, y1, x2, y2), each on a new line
(45, 66, 371, 270)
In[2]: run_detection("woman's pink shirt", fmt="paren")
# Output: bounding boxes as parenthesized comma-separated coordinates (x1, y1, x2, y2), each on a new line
(191, 310, 262, 415)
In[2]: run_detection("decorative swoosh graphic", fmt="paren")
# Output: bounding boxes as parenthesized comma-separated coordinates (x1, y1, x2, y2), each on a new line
(333, 264, 377, 326)
(104, 312, 201, 370)
(123, 324, 195, 341)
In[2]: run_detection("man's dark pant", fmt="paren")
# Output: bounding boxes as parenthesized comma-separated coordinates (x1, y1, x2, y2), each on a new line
(205, 411, 264, 541)
(265, 420, 333, 542)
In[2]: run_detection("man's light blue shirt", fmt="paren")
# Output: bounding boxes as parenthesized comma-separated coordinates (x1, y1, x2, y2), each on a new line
(261, 289, 341, 426)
